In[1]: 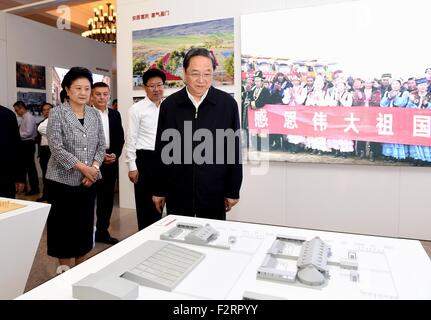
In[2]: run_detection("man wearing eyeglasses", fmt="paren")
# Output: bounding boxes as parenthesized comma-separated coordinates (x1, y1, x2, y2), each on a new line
(126, 68, 166, 230)
(152, 48, 243, 221)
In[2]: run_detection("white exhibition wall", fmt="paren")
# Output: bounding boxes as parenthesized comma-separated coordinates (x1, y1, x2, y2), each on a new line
(0, 13, 7, 107)
(117, 0, 431, 240)
(0, 12, 112, 110)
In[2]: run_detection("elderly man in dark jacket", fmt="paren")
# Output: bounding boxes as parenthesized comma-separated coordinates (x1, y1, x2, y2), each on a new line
(152, 48, 242, 220)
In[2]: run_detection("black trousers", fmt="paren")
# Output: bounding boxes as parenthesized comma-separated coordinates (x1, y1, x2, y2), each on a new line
(0, 175, 15, 198)
(357, 141, 382, 157)
(95, 160, 118, 236)
(167, 205, 226, 221)
(21, 140, 39, 193)
(39, 145, 50, 198)
(134, 150, 161, 230)
(46, 179, 96, 258)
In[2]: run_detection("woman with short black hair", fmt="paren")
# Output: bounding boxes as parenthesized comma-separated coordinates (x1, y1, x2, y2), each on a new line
(46, 67, 106, 274)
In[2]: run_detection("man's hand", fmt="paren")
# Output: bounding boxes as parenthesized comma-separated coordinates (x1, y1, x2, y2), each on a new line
(224, 198, 239, 212)
(15, 182, 25, 194)
(103, 153, 116, 164)
(152, 196, 166, 214)
(128, 170, 139, 184)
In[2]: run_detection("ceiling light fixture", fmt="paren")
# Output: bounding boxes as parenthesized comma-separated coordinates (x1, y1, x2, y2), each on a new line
(81, 3, 116, 44)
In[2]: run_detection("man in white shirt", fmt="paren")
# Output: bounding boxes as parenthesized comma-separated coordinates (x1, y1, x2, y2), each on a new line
(92, 82, 124, 244)
(36, 102, 53, 202)
(13, 101, 39, 196)
(126, 69, 165, 230)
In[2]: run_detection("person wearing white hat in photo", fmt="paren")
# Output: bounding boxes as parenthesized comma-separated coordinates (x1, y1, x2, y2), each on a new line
(247, 70, 271, 151)
(406, 77, 431, 165)
(380, 78, 409, 162)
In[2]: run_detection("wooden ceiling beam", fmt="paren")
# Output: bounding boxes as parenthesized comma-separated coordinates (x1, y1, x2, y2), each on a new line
(3, 0, 93, 15)
(0, 0, 23, 11)
(20, 12, 87, 34)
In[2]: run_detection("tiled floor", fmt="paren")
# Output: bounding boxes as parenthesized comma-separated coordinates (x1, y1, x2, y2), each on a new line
(421, 241, 431, 258)
(23, 194, 138, 292)
(20, 192, 431, 293)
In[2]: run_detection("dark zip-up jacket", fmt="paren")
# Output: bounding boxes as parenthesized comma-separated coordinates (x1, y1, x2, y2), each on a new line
(153, 86, 242, 219)
(0, 105, 21, 198)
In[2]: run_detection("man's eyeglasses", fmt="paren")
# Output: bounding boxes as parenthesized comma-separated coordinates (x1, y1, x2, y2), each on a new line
(187, 72, 213, 80)
(145, 83, 164, 90)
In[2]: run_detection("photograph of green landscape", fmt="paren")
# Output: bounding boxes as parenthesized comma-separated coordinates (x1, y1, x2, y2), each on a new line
(132, 17, 234, 90)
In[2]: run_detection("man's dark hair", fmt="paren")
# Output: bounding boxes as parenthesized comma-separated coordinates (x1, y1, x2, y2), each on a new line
(183, 48, 216, 71)
(60, 67, 93, 103)
(92, 82, 109, 89)
(41, 102, 53, 109)
(13, 101, 27, 110)
(112, 99, 118, 104)
(142, 68, 166, 86)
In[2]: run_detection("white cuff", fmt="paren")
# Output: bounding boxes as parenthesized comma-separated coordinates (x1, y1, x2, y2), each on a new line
(128, 161, 137, 171)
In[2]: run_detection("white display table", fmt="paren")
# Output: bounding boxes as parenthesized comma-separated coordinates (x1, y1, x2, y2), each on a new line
(0, 197, 50, 299)
(17, 215, 431, 300)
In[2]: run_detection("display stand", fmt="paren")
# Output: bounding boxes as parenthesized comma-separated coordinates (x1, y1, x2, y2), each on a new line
(0, 197, 50, 299)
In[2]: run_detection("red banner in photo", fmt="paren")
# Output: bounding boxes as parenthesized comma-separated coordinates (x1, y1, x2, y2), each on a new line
(248, 105, 431, 146)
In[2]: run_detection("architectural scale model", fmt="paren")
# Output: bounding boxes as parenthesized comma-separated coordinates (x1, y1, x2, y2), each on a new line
(0, 200, 26, 214)
(160, 222, 235, 249)
(258, 235, 358, 287)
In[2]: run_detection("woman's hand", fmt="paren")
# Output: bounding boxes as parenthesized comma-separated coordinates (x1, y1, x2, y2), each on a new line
(81, 176, 94, 188)
(80, 164, 98, 182)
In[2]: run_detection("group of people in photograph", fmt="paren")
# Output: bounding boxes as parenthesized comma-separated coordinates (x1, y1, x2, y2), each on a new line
(242, 65, 431, 166)
(0, 48, 242, 275)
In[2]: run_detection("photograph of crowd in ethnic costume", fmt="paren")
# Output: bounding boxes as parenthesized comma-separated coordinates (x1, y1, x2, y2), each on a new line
(241, 0, 431, 167)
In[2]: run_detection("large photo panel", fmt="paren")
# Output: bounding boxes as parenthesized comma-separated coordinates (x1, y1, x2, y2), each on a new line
(241, 0, 431, 167)
(132, 17, 234, 95)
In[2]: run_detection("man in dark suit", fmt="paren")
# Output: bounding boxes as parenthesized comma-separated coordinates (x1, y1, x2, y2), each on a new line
(152, 48, 243, 220)
(91, 82, 124, 244)
(0, 105, 22, 198)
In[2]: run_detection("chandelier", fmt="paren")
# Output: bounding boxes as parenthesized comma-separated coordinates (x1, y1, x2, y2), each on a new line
(81, 3, 116, 44)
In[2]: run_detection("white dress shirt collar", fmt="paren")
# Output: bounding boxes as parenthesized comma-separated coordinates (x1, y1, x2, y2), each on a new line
(186, 87, 209, 110)
(125, 97, 160, 171)
(93, 105, 110, 149)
